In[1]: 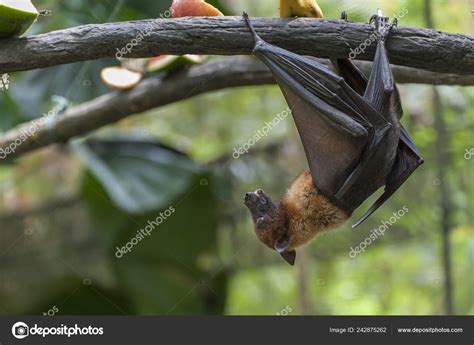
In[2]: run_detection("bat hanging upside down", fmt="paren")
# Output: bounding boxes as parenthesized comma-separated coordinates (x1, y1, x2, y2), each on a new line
(243, 10, 424, 265)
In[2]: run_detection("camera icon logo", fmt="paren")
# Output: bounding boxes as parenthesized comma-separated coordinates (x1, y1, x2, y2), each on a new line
(12, 322, 29, 339)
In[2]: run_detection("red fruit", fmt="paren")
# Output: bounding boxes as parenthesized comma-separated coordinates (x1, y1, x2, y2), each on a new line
(171, 0, 223, 17)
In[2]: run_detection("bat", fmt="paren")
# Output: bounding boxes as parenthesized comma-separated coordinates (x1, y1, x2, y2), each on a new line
(243, 10, 424, 265)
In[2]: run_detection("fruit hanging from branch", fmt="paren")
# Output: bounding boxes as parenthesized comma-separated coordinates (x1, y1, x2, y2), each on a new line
(101, 0, 223, 90)
(0, 0, 39, 38)
(171, 0, 223, 17)
(279, 0, 323, 18)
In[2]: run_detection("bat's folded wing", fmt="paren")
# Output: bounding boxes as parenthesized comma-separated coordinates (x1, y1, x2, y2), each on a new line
(251, 40, 393, 204)
(334, 58, 368, 96)
(352, 125, 424, 227)
(253, 41, 369, 198)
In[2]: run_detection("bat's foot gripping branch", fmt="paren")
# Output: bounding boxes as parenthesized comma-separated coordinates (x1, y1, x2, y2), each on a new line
(340, 11, 348, 21)
(369, 9, 396, 41)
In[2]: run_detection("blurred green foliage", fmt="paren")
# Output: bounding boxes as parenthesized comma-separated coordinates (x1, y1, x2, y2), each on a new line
(0, 0, 472, 315)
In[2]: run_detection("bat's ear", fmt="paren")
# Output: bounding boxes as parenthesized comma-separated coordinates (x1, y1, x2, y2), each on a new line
(274, 237, 290, 253)
(274, 237, 296, 265)
(280, 250, 296, 266)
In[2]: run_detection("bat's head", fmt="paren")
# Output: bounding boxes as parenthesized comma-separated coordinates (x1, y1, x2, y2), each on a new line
(244, 189, 296, 265)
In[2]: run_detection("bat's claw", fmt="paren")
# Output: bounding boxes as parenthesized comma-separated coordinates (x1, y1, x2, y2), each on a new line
(340, 11, 348, 21)
(370, 9, 394, 40)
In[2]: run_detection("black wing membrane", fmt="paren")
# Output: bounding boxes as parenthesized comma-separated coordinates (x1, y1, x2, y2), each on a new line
(333, 58, 368, 96)
(349, 21, 423, 226)
(243, 14, 391, 200)
(363, 39, 403, 120)
(352, 126, 424, 227)
(332, 33, 422, 227)
(242, 12, 423, 226)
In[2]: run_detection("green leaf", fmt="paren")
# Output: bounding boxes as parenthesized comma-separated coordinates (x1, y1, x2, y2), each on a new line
(112, 172, 226, 314)
(73, 138, 202, 214)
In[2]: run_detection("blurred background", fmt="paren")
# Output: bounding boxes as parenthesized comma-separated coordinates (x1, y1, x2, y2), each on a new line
(0, 0, 472, 315)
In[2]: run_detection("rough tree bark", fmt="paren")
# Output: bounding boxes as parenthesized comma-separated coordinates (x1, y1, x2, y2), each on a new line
(0, 17, 473, 74)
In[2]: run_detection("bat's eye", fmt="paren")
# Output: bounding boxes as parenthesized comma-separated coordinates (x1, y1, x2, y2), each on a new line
(256, 189, 263, 195)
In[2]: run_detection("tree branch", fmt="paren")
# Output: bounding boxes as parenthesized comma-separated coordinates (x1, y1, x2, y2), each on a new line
(0, 17, 473, 74)
(330, 59, 474, 86)
(1, 56, 473, 161)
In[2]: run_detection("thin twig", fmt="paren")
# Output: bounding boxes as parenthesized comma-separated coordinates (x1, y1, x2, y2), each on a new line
(0, 57, 472, 161)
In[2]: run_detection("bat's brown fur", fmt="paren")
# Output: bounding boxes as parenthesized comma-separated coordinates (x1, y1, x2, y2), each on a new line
(246, 170, 349, 255)
(281, 170, 349, 249)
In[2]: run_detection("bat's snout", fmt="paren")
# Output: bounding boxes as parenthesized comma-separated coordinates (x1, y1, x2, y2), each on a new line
(244, 192, 254, 202)
(244, 189, 267, 206)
